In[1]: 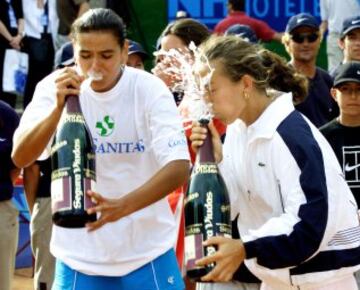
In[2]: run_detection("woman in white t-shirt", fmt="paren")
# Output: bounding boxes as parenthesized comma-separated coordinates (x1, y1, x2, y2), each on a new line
(12, 8, 190, 290)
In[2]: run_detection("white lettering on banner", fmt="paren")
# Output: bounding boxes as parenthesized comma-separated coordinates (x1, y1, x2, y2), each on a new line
(252, 0, 270, 18)
(168, 0, 320, 31)
(168, 0, 227, 25)
(245, 0, 320, 18)
(203, 0, 227, 17)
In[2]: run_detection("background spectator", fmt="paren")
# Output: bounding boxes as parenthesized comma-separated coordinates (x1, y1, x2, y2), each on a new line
(176, 10, 188, 20)
(127, 40, 148, 70)
(320, 61, 360, 206)
(320, 61, 360, 287)
(0, 100, 20, 290)
(55, 0, 89, 50)
(283, 13, 338, 127)
(24, 158, 54, 290)
(214, 0, 282, 42)
(89, 0, 105, 8)
(22, 42, 75, 290)
(330, 15, 360, 78)
(224, 24, 258, 44)
(22, 0, 57, 109)
(54, 41, 73, 69)
(320, 0, 360, 71)
(0, 0, 24, 108)
(153, 18, 214, 290)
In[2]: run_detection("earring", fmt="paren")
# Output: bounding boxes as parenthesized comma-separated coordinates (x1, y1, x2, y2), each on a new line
(244, 92, 250, 100)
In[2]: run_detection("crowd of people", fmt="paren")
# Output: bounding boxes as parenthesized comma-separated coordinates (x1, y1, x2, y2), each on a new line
(1, 0, 360, 290)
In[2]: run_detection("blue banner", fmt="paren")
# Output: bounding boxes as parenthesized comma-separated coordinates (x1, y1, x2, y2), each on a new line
(12, 184, 32, 268)
(167, 0, 321, 31)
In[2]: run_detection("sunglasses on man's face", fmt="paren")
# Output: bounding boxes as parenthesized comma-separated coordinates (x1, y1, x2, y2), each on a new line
(291, 33, 319, 44)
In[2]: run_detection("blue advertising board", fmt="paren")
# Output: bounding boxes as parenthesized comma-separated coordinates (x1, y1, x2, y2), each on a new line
(167, 0, 321, 31)
(12, 183, 32, 268)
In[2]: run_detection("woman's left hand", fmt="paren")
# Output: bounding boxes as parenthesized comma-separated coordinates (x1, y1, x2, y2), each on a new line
(85, 190, 127, 231)
(196, 236, 246, 282)
(9, 35, 22, 50)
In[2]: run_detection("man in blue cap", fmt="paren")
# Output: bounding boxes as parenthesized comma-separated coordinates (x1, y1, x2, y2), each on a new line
(320, 61, 360, 288)
(330, 15, 360, 78)
(127, 40, 149, 70)
(321, 61, 360, 206)
(282, 13, 338, 127)
(225, 24, 258, 44)
(320, 0, 360, 71)
(54, 41, 74, 69)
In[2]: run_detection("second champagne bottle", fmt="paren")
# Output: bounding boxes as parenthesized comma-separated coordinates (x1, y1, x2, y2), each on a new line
(184, 119, 232, 281)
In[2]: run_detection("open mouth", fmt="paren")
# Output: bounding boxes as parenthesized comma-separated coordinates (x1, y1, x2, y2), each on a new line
(88, 71, 103, 81)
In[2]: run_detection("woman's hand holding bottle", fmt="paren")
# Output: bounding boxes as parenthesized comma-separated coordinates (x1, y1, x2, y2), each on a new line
(54, 67, 84, 111)
(190, 120, 223, 164)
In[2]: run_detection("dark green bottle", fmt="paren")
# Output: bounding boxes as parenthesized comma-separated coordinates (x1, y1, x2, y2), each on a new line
(185, 120, 232, 281)
(51, 95, 97, 228)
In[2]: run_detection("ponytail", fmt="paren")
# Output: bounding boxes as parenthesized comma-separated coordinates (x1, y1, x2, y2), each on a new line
(259, 49, 308, 104)
(200, 35, 308, 103)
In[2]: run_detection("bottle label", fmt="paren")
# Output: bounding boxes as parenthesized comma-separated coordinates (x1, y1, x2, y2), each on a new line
(61, 114, 85, 125)
(184, 192, 199, 205)
(51, 176, 72, 212)
(51, 176, 96, 213)
(83, 177, 97, 210)
(185, 189, 232, 273)
(185, 234, 204, 270)
(192, 164, 218, 175)
(51, 140, 68, 155)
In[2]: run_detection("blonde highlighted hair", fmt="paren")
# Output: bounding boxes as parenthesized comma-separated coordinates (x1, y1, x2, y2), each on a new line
(199, 35, 308, 103)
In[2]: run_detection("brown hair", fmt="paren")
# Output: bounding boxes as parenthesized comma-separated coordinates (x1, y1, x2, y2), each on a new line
(200, 35, 308, 103)
(159, 18, 210, 48)
(71, 8, 126, 47)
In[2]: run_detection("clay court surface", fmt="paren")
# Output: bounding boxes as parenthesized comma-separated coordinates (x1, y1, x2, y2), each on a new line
(13, 268, 33, 290)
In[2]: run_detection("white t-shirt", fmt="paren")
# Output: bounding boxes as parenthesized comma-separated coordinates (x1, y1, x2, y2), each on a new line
(14, 66, 190, 276)
(23, 0, 58, 39)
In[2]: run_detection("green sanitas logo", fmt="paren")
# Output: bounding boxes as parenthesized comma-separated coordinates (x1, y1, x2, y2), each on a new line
(96, 115, 115, 136)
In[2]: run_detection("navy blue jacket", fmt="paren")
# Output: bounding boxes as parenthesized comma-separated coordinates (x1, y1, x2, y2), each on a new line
(0, 100, 19, 201)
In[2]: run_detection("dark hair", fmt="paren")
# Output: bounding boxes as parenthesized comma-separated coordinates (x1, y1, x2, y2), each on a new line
(229, 0, 245, 11)
(200, 35, 308, 103)
(159, 18, 210, 48)
(71, 8, 126, 47)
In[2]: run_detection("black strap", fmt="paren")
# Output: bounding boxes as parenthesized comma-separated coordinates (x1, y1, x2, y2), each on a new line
(43, 0, 49, 34)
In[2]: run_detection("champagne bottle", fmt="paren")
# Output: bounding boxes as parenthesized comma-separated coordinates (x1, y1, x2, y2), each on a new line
(51, 95, 97, 228)
(184, 119, 232, 281)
